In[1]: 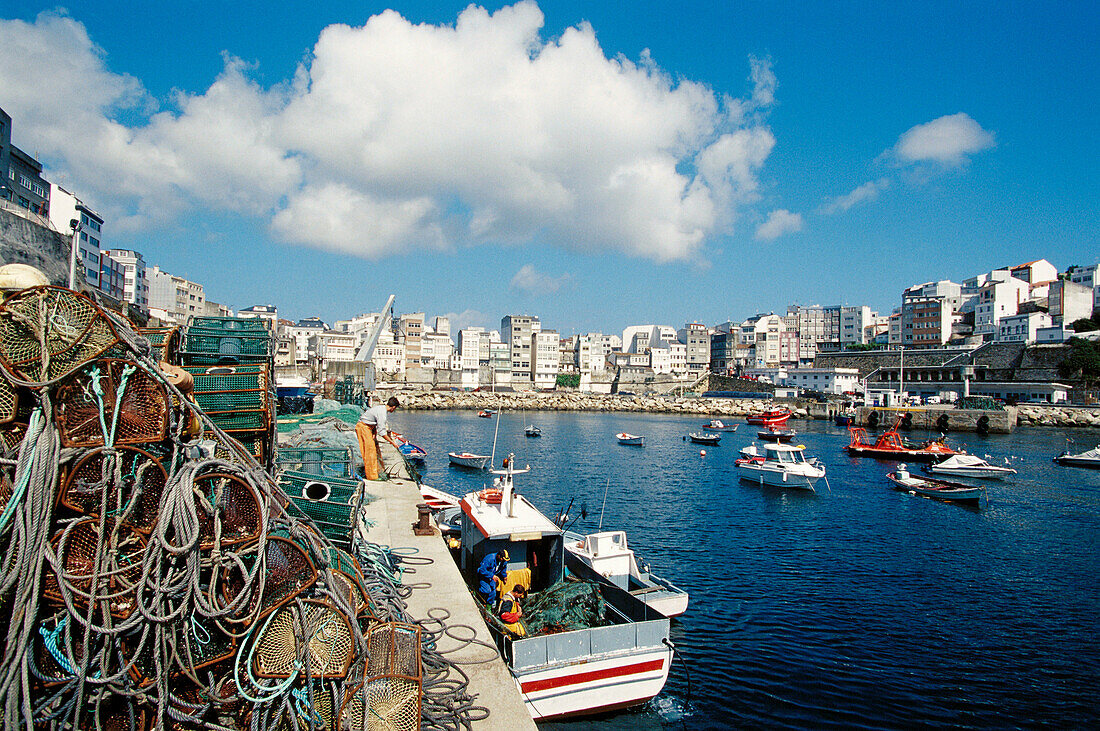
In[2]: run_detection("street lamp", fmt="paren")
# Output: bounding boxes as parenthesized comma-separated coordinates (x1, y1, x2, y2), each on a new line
(68, 218, 81, 290)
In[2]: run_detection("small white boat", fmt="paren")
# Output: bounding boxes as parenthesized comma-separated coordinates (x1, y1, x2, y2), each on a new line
(525, 425, 541, 437)
(616, 432, 644, 446)
(735, 442, 825, 491)
(688, 432, 720, 445)
(1053, 445, 1100, 469)
(703, 419, 738, 432)
(564, 530, 689, 618)
(887, 465, 985, 505)
(927, 454, 1016, 479)
(447, 452, 491, 469)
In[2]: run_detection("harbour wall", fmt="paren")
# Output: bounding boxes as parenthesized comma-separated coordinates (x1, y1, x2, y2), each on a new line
(385, 391, 1100, 430)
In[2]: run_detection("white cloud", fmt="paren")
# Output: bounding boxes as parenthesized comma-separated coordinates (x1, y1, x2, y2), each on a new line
(0, 3, 778, 262)
(892, 113, 995, 167)
(821, 178, 890, 214)
(755, 209, 803, 240)
(442, 310, 494, 332)
(509, 264, 571, 293)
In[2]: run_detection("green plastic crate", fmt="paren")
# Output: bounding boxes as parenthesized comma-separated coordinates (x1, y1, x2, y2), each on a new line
(279, 470, 359, 503)
(188, 316, 270, 333)
(180, 332, 272, 358)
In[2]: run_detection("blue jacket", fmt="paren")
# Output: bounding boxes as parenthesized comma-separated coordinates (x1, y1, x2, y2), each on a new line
(477, 553, 507, 584)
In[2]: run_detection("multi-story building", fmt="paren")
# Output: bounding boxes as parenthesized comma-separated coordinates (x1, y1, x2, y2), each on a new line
(787, 305, 840, 359)
(49, 185, 104, 289)
(745, 367, 860, 395)
(102, 249, 149, 308)
(839, 306, 874, 347)
(888, 310, 903, 345)
(99, 253, 125, 300)
(1, 107, 50, 217)
(996, 311, 1053, 343)
(147, 266, 205, 324)
(489, 341, 511, 387)
(1047, 279, 1094, 325)
(532, 330, 559, 389)
(501, 315, 539, 384)
(432, 316, 450, 337)
(974, 273, 1028, 338)
(238, 305, 278, 330)
(677, 323, 710, 377)
(311, 330, 359, 364)
(397, 313, 425, 369)
(372, 330, 405, 376)
(709, 330, 739, 374)
(457, 327, 484, 387)
(420, 332, 454, 369)
(284, 318, 327, 363)
(203, 301, 233, 317)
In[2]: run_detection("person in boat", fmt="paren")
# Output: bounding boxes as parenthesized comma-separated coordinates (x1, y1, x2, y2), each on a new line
(355, 396, 400, 480)
(497, 585, 527, 637)
(477, 549, 509, 605)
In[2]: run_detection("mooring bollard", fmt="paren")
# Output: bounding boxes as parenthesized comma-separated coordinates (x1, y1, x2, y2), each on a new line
(414, 503, 435, 535)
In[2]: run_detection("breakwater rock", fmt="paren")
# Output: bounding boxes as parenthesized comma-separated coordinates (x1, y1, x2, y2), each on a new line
(394, 391, 814, 418)
(1016, 404, 1100, 428)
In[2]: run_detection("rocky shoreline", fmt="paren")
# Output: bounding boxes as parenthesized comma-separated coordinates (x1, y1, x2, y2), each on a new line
(387, 390, 1100, 429)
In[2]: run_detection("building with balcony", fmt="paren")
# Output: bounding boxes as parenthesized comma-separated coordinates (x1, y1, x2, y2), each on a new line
(102, 249, 149, 308)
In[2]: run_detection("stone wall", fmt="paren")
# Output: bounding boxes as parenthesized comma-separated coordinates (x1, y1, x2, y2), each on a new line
(1016, 404, 1100, 428)
(0, 207, 76, 286)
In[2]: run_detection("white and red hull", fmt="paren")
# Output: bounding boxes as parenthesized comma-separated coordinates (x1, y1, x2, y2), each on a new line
(746, 411, 791, 426)
(515, 647, 671, 721)
(419, 484, 460, 511)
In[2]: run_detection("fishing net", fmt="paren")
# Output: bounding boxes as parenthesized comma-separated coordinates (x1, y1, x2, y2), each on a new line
(134, 325, 180, 364)
(252, 599, 355, 679)
(58, 445, 167, 533)
(44, 518, 147, 622)
(0, 286, 122, 386)
(222, 536, 318, 621)
(53, 359, 169, 448)
(192, 472, 264, 548)
(341, 625, 422, 731)
(522, 579, 610, 635)
(0, 374, 16, 425)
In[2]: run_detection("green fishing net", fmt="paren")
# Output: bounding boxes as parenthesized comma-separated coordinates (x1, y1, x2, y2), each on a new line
(522, 579, 609, 636)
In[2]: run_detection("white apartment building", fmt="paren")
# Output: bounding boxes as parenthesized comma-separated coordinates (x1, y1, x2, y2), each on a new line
(997, 311, 1052, 343)
(238, 305, 278, 330)
(532, 330, 559, 389)
(48, 184, 103, 290)
(745, 367, 860, 395)
(101, 249, 148, 308)
(839, 306, 874, 346)
(622, 325, 677, 354)
(1047, 279, 1094, 325)
(974, 275, 1029, 337)
(501, 315, 540, 383)
(677, 323, 710, 376)
(372, 330, 405, 376)
(284, 318, 326, 363)
(457, 327, 484, 388)
(420, 332, 454, 369)
(311, 330, 358, 363)
(147, 266, 205, 325)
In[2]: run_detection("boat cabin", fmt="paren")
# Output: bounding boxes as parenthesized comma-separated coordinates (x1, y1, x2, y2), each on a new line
(565, 531, 639, 590)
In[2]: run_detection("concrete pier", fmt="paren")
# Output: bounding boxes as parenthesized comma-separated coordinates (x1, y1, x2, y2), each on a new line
(854, 406, 1017, 434)
(357, 443, 536, 730)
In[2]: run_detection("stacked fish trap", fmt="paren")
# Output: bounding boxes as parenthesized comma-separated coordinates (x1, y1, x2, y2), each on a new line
(277, 447, 363, 550)
(0, 286, 426, 730)
(178, 316, 276, 468)
(333, 376, 364, 408)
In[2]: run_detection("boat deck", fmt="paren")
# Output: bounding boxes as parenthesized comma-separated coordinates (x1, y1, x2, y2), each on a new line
(357, 442, 537, 730)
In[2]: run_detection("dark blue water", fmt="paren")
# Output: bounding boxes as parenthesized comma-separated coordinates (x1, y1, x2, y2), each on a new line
(390, 410, 1100, 729)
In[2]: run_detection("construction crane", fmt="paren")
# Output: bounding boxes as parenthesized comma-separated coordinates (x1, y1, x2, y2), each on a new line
(355, 294, 396, 395)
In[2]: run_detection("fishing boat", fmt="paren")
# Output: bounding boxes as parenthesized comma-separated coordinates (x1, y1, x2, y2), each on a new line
(419, 483, 462, 511)
(392, 432, 427, 461)
(477, 410, 494, 418)
(524, 425, 541, 437)
(735, 443, 826, 491)
(1053, 444, 1100, 469)
(757, 427, 795, 443)
(457, 459, 673, 720)
(745, 407, 792, 426)
(846, 419, 963, 462)
(887, 465, 985, 505)
(563, 530, 689, 618)
(835, 413, 854, 427)
(926, 454, 1016, 479)
(688, 432, 720, 445)
(274, 374, 314, 398)
(703, 419, 738, 432)
(448, 452, 492, 469)
(616, 433, 644, 446)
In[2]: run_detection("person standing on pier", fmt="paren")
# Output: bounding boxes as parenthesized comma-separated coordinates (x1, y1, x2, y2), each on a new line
(356, 396, 400, 480)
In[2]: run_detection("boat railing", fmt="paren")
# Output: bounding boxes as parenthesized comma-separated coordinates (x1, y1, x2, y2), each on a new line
(510, 613, 668, 670)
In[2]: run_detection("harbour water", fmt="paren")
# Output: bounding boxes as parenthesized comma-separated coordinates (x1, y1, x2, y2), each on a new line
(392, 410, 1100, 729)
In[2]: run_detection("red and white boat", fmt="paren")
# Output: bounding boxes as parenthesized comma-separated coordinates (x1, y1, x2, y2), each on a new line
(745, 407, 792, 426)
(846, 418, 964, 462)
(458, 459, 673, 721)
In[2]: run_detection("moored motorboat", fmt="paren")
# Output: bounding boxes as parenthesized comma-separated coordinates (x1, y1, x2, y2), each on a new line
(703, 419, 738, 432)
(846, 418, 964, 462)
(457, 459, 673, 720)
(757, 427, 795, 443)
(477, 410, 494, 418)
(735, 442, 825, 491)
(564, 530, 689, 618)
(1053, 445, 1100, 469)
(926, 454, 1016, 479)
(688, 432, 720, 445)
(616, 432, 644, 446)
(448, 452, 492, 469)
(746, 408, 792, 426)
(835, 413, 854, 427)
(525, 425, 541, 437)
(887, 465, 985, 505)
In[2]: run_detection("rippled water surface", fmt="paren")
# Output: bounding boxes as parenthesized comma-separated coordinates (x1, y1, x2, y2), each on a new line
(389, 409, 1100, 729)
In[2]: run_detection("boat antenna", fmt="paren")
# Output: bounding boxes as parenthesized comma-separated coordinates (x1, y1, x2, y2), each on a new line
(490, 408, 501, 467)
(598, 476, 610, 530)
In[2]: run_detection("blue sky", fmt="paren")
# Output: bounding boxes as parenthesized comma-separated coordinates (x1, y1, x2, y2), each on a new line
(2, 1, 1097, 334)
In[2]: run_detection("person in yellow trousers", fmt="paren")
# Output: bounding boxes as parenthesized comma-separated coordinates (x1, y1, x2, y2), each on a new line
(355, 396, 400, 480)
(498, 585, 527, 637)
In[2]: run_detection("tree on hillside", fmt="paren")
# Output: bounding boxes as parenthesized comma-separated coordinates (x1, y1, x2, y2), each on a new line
(1058, 337, 1100, 391)
(1070, 308, 1100, 333)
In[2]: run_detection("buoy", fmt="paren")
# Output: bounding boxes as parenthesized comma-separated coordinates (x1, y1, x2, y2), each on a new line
(700, 450, 706, 457)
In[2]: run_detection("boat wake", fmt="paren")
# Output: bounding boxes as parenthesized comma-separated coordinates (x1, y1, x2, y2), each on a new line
(650, 694, 692, 724)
